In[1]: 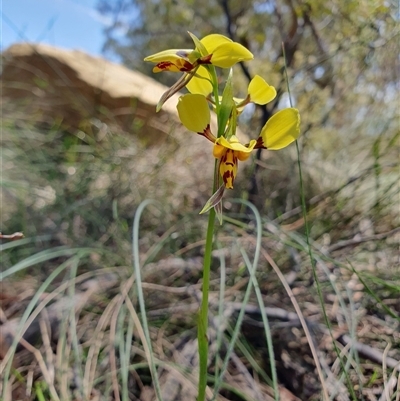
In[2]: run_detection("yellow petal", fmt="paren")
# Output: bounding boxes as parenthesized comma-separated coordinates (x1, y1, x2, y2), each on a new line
(144, 49, 192, 63)
(177, 94, 210, 133)
(218, 149, 238, 189)
(248, 75, 277, 105)
(152, 61, 187, 73)
(237, 140, 257, 160)
(259, 108, 300, 150)
(186, 66, 213, 96)
(209, 42, 254, 68)
(216, 135, 255, 153)
(145, 49, 195, 72)
(200, 34, 232, 53)
(213, 143, 225, 158)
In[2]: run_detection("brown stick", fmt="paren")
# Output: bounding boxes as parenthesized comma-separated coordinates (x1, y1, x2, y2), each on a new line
(0, 232, 24, 240)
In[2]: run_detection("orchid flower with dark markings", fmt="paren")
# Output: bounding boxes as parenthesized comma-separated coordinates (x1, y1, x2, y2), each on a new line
(176, 82, 300, 212)
(144, 32, 253, 110)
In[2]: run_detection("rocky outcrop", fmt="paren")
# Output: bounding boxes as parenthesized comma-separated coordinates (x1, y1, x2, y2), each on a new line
(1, 43, 186, 145)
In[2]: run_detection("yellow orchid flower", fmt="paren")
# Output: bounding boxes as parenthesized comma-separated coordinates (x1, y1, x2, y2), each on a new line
(145, 32, 253, 111)
(144, 32, 253, 73)
(176, 93, 301, 190)
(213, 108, 300, 189)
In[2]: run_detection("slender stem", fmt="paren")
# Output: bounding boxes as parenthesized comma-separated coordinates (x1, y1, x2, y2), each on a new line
(282, 42, 335, 401)
(197, 207, 216, 401)
(209, 66, 220, 115)
(198, 64, 219, 401)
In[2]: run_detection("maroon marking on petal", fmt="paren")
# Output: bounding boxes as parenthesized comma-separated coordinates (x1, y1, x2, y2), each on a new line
(223, 170, 234, 189)
(180, 60, 195, 71)
(202, 125, 217, 143)
(254, 137, 267, 149)
(157, 61, 175, 70)
(197, 54, 213, 65)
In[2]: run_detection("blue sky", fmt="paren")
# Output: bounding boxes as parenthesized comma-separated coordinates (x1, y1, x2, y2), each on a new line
(1, 0, 109, 56)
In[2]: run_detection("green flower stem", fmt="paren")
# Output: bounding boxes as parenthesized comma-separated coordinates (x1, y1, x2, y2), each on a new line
(198, 65, 220, 401)
(197, 206, 216, 401)
(209, 66, 220, 116)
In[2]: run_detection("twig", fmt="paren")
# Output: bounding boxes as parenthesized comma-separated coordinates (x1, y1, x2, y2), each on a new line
(19, 337, 60, 401)
(0, 232, 24, 240)
(228, 303, 301, 325)
(328, 227, 400, 252)
(337, 334, 400, 372)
